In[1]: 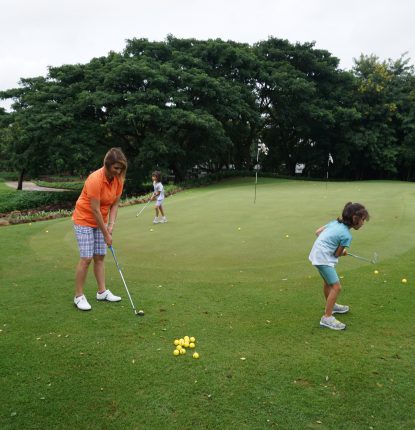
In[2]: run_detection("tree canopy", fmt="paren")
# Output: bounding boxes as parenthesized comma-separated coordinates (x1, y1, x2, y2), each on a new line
(1, 36, 414, 189)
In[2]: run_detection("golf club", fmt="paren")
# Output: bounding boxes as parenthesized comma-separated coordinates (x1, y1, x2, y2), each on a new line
(136, 198, 152, 217)
(347, 251, 379, 264)
(109, 245, 144, 316)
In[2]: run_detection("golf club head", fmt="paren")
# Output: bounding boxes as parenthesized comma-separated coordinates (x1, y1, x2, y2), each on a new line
(135, 309, 145, 316)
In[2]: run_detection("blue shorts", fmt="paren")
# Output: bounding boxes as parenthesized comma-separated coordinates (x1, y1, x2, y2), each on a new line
(74, 224, 107, 258)
(315, 265, 340, 285)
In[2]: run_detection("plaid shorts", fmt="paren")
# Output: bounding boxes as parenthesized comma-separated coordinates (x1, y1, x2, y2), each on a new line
(73, 224, 107, 258)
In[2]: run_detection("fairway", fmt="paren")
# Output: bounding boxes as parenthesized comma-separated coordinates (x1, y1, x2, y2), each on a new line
(1, 178, 415, 429)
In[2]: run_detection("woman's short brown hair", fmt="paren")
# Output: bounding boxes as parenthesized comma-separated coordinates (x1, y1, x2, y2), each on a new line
(104, 147, 128, 180)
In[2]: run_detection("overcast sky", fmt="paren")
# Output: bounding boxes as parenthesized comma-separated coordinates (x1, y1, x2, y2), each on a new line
(1, 0, 414, 109)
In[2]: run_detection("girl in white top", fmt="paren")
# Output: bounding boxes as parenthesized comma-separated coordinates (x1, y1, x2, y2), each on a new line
(151, 171, 167, 224)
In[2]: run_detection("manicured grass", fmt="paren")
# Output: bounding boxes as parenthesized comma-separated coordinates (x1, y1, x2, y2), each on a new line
(0, 178, 16, 194)
(1, 178, 415, 429)
(33, 180, 85, 191)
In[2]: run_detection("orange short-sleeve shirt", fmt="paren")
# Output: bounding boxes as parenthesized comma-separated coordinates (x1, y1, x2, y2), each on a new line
(72, 167, 124, 227)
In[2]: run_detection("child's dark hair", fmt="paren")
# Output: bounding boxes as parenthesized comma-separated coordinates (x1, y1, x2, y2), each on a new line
(152, 171, 161, 182)
(338, 202, 370, 227)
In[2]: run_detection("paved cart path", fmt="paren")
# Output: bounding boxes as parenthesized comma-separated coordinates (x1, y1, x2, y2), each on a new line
(5, 181, 69, 192)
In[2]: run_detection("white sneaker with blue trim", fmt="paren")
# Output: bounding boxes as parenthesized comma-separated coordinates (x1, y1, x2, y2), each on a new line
(333, 303, 349, 314)
(320, 315, 346, 330)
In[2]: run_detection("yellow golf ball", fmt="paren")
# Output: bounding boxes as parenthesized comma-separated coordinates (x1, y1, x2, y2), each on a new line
(173, 339, 180, 346)
(180, 348, 186, 355)
(179, 338, 185, 346)
(190, 336, 195, 342)
(402, 278, 408, 284)
(184, 336, 190, 341)
(189, 342, 195, 349)
(173, 350, 179, 356)
(184, 342, 190, 348)
(374, 270, 379, 275)
(192, 352, 200, 359)
(238, 227, 241, 230)
(176, 345, 182, 351)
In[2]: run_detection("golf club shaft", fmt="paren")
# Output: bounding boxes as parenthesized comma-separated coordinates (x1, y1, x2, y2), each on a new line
(347, 252, 372, 263)
(136, 199, 151, 217)
(109, 246, 137, 313)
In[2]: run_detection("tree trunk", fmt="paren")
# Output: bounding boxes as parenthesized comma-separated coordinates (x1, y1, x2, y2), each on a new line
(17, 168, 25, 190)
(171, 162, 186, 182)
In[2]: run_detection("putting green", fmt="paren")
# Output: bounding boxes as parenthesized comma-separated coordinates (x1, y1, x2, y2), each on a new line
(25, 177, 415, 284)
(1, 178, 415, 430)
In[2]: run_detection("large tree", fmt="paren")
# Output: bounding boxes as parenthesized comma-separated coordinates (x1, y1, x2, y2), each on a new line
(347, 54, 415, 179)
(1, 36, 414, 186)
(254, 38, 358, 177)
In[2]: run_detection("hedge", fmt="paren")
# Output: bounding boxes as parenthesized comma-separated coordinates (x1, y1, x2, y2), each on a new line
(0, 190, 80, 214)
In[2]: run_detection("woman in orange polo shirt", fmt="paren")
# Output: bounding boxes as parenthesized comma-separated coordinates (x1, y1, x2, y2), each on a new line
(72, 147, 127, 311)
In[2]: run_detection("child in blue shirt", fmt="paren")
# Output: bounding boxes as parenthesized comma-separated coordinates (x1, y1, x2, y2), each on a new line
(309, 202, 370, 330)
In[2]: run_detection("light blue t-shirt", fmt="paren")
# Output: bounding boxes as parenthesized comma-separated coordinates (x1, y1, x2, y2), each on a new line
(309, 220, 352, 267)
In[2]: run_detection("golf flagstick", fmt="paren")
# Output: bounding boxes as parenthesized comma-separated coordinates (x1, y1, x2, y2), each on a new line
(254, 147, 260, 204)
(254, 141, 269, 204)
(326, 153, 334, 191)
(109, 245, 144, 316)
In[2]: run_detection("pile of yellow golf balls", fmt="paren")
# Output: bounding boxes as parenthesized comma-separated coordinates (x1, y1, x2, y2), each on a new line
(172, 336, 200, 359)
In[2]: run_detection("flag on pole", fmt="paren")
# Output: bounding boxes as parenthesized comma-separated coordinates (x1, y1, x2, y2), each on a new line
(258, 142, 269, 155)
(254, 141, 269, 204)
(326, 153, 334, 190)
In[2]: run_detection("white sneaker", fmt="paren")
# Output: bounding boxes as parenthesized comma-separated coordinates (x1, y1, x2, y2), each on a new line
(159, 216, 167, 223)
(96, 289, 121, 302)
(153, 217, 159, 224)
(320, 315, 346, 330)
(74, 295, 92, 311)
(333, 303, 349, 314)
